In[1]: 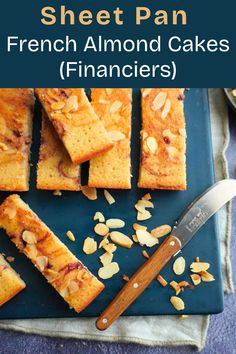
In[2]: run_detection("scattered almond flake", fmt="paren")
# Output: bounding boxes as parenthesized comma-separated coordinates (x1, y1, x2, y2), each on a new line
(166, 146, 179, 161)
(136, 229, 159, 247)
(104, 190, 115, 205)
(152, 92, 167, 111)
(170, 280, 181, 295)
(136, 200, 154, 209)
(63, 95, 79, 113)
(68, 280, 79, 294)
(44, 269, 59, 282)
(6, 256, 14, 263)
(99, 236, 109, 249)
(179, 128, 186, 137)
(94, 223, 109, 236)
(93, 211, 105, 223)
(105, 88, 112, 95)
(146, 137, 158, 154)
(161, 98, 171, 119)
(137, 210, 152, 221)
(110, 100, 122, 113)
(51, 101, 65, 111)
(22, 230, 37, 245)
(99, 98, 110, 104)
(36, 256, 48, 271)
(106, 219, 125, 229)
(200, 271, 215, 282)
(132, 234, 139, 243)
(108, 130, 126, 141)
(83, 237, 97, 255)
(66, 230, 75, 242)
(178, 281, 194, 289)
(59, 287, 69, 298)
(133, 223, 147, 231)
(103, 243, 117, 254)
(142, 250, 150, 259)
(53, 190, 62, 196)
(190, 262, 210, 273)
(170, 296, 185, 311)
(142, 88, 152, 98)
(141, 193, 152, 201)
(0, 142, 8, 151)
(151, 225, 171, 238)
(179, 315, 189, 320)
(190, 274, 201, 286)
(26, 244, 38, 259)
(4, 207, 16, 220)
(99, 252, 113, 266)
(195, 256, 200, 262)
(173, 256, 186, 275)
(81, 186, 97, 200)
(98, 262, 120, 280)
(122, 274, 130, 282)
(157, 274, 168, 287)
(110, 231, 133, 249)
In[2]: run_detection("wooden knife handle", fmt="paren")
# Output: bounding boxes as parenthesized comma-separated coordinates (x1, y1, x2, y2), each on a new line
(96, 235, 182, 330)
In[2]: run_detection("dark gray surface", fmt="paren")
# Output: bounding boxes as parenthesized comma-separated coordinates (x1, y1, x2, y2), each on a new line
(0, 107, 235, 353)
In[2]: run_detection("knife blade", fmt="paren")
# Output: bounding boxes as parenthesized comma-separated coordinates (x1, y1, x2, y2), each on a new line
(96, 179, 236, 331)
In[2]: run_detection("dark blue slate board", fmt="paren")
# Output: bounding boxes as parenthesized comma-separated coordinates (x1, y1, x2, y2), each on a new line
(0, 89, 223, 319)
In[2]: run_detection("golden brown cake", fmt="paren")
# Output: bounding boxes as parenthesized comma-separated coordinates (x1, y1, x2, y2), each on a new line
(138, 89, 186, 190)
(0, 253, 26, 306)
(0, 89, 34, 191)
(35, 88, 113, 164)
(37, 111, 81, 191)
(88, 88, 132, 189)
(0, 195, 104, 313)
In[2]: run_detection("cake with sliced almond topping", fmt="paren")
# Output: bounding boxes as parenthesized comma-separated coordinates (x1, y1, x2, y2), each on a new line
(138, 89, 186, 190)
(37, 110, 81, 191)
(0, 253, 26, 306)
(0, 194, 104, 313)
(35, 88, 113, 164)
(88, 88, 132, 189)
(0, 89, 34, 191)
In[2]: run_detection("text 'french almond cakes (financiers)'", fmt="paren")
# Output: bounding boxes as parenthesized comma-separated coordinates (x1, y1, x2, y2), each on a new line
(0, 89, 35, 191)
(138, 88, 187, 190)
(35, 88, 113, 164)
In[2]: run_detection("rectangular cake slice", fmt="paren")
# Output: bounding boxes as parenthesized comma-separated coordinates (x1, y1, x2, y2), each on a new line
(0, 253, 26, 306)
(88, 88, 132, 189)
(138, 89, 187, 190)
(0, 89, 34, 191)
(37, 110, 81, 191)
(0, 195, 104, 313)
(35, 88, 113, 164)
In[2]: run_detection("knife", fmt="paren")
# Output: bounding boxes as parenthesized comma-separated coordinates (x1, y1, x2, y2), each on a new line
(96, 179, 236, 330)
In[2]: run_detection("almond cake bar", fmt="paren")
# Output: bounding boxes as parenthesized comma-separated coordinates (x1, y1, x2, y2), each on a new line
(88, 88, 132, 189)
(37, 111, 81, 191)
(0, 89, 34, 191)
(35, 88, 113, 164)
(0, 253, 26, 306)
(138, 89, 187, 190)
(0, 195, 104, 313)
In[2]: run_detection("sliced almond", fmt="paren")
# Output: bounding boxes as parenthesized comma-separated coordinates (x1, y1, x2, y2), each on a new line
(25, 244, 38, 259)
(190, 274, 201, 286)
(170, 296, 185, 311)
(178, 281, 194, 289)
(103, 243, 117, 254)
(137, 210, 152, 221)
(66, 230, 75, 242)
(104, 190, 115, 205)
(190, 262, 210, 273)
(99, 236, 109, 248)
(170, 280, 181, 295)
(51, 101, 65, 111)
(36, 256, 48, 271)
(22, 230, 37, 245)
(98, 262, 120, 279)
(110, 231, 133, 249)
(173, 257, 186, 275)
(157, 274, 168, 287)
(166, 146, 179, 161)
(68, 280, 79, 294)
(179, 128, 186, 137)
(93, 211, 105, 223)
(142, 250, 150, 259)
(132, 234, 139, 243)
(136, 229, 159, 247)
(63, 95, 79, 113)
(81, 186, 97, 200)
(146, 137, 158, 154)
(99, 252, 113, 266)
(141, 193, 152, 201)
(161, 98, 171, 119)
(136, 200, 154, 209)
(83, 237, 97, 255)
(53, 190, 62, 196)
(151, 225, 171, 238)
(133, 223, 147, 231)
(106, 219, 125, 229)
(152, 92, 167, 111)
(44, 269, 59, 282)
(200, 271, 215, 282)
(122, 274, 130, 282)
(110, 100, 122, 113)
(108, 131, 125, 141)
(4, 207, 16, 220)
(94, 223, 109, 236)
